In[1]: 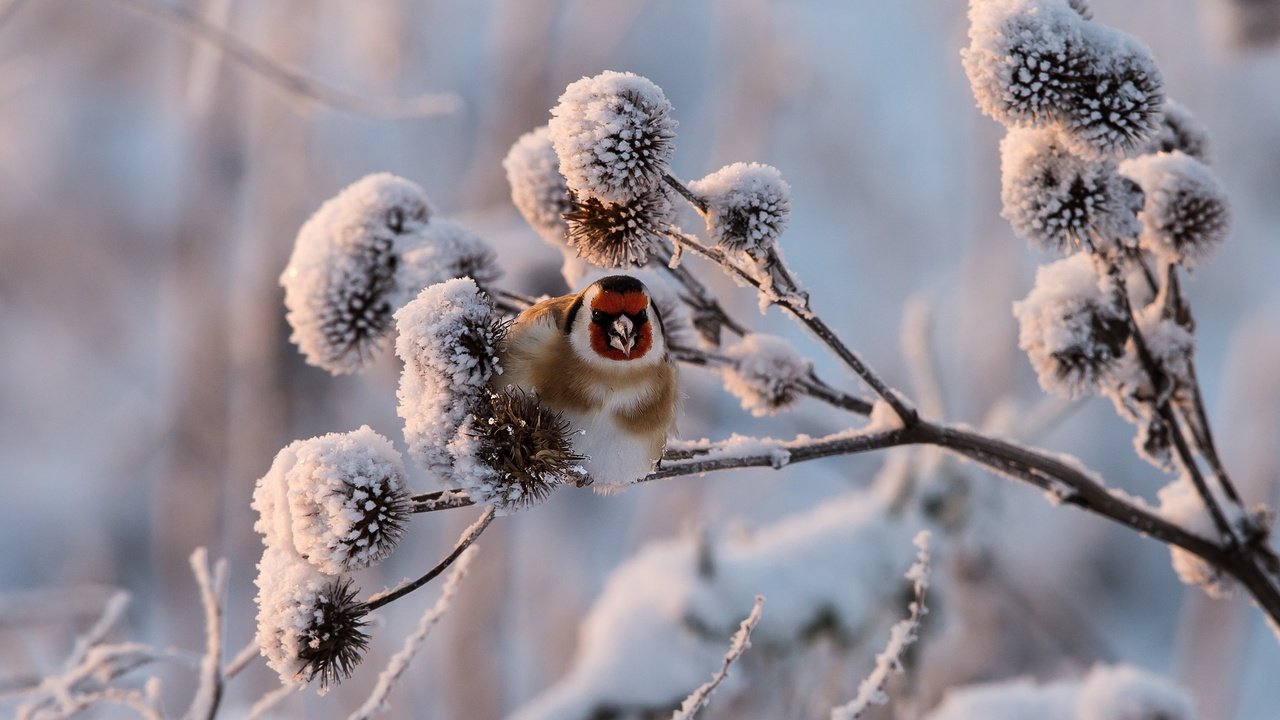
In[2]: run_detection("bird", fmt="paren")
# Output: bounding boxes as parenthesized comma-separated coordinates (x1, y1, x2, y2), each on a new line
(498, 274, 678, 490)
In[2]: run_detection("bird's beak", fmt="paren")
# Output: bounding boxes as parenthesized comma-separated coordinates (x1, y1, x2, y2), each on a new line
(609, 315, 635, 357)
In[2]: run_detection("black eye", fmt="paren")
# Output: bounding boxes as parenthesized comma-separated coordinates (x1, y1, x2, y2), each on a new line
(386, 207, 405, 233)
(592, 310, 608, 324)
(632, 309, 647, 324)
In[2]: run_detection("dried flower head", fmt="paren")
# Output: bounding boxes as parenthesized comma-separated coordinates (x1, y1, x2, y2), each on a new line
(563, 185, 674, 268)
(1058, 23, 1164, 159)
(285, 426, 411, 574)
(1141, 100, 1210, 161)
(549, 70, 677, 204)
(254, 549, 370, 692)
(504, 126, 574, 242)
(690, 162, 791, 252)
(395, 278, 506, 478)
(1001, 127, 1142, 253)
(1013, 253, 1130, 397)
(461, 389, 586, 510)
(962, 0, 1089, 127)
(1120, 151, 1229, 268)
(398, 218, 503, 297)
(282, 173, 433, 374)
(722, 334, 812, 416)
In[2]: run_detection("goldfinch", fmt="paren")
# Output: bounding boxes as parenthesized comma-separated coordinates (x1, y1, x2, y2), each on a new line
(499, 275, 678, 489)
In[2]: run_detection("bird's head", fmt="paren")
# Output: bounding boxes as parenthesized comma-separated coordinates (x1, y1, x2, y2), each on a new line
(566, 275, 666, 368)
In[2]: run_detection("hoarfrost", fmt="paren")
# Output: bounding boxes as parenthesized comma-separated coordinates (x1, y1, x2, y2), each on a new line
(689, 162, 791, 252)
(504, 125, 574, 243)
(1120, 151, 1230, 267)
(721, 333, 812, 417)
(1156, 476, 1238, 598)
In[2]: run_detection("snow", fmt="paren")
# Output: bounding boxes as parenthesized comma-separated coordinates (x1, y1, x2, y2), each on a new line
(394, 278, 502, 483)
(689, 162, 791, 252)
(548, 71, 677, 204)
(1156, 476, 1237, 598)
(1012, 253, 1128, 397)
(252, 547, 335, 689)
(999, 127, 1141, 254)
(1142, 100, 1211, 162)
(510, 488, 919, 720)
(281, 173, 433, 375)
(397, 217, 503, 297)
(721, 333, 812, 417)
(1120, 151, 1230, 268)
(924, 664, 1196, 720)
(504, 126, 573, 243)
(1058, 22, 1163, 160)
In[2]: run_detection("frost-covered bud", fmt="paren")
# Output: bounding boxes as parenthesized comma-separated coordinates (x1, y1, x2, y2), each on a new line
(504, 126, 573, 242)
(689, 162, 791, 252)
(722, 334, 812, 416)
(1157, 477, 1238, 599)
(1058, 23, 1164, 159)
(1001, 127, 1141, 253)
(254, 548, 369, 691)
(1076, 664, 1197, 720)
(455, 389, 586, 511)
(549, 70, 677, 204)
(1013, 254, 1130, 397)
(1141, 100, 1210, 162)
(1120, 151, 1229, 268)
(284, 427, 410, 574)
(395, 278, 505, 478)
(563, 185, 674, 268)
(399, 218, 502, 296)
(282, 173, 433, 374)
(1133, 412, 1175, 472)
(251, 428, 411, 573)
(962, 0, 1089, 127)
(1066, 0, 1092, 19)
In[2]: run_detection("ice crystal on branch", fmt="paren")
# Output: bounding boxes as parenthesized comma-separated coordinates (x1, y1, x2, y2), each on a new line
(1000, 127, 1141, 253)
(1120, 151, 1230, 267)
(1142, 100, 1211, 161)
(1013, 254, 1129, 397)
(1059, 23, 1164, 159)
(722, 333, 812, 416)
(549, 70, 677, 204)
(963, 0, 1089, 127)
(395, 278, 505, 479)
(563, 185, 674, 268)
(283, 426, 411, 574)
(504, 126, 574, 242)
(690, 162, 792, 252)
(254, 548, 370, 691)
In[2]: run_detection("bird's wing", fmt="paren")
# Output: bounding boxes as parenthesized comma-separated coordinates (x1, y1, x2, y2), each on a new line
(498, 293, 578, 390)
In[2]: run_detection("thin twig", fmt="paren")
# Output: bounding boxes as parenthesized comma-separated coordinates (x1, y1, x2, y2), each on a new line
(99, 0, 461, 118)
(365, 507, 495, 611)
(671, 596, 764, 720)
(184, 548, 227, 720)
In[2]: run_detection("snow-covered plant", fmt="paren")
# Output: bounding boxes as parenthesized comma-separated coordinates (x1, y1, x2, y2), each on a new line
(503, 125, 574, 243)
(1013, 253, 1129, 397)
(721, 333, 813, 416)
(281, 173, 501, 374)
(689, 162, 791, 253)
(562, 184, 675, 267)
(1000, 127, 1142, 253)
(548, 70, 677, 205)
(1121, 151, 1231, 267)
(254, 548, 370, 690)
(251, 426, 411, 574)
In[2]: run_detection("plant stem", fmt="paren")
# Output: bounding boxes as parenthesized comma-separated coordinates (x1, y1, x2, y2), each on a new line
(364, 507, 496, 611)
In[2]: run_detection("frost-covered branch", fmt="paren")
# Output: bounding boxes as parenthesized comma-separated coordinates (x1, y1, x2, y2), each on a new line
(103, 0, 462, 118)
(671, 595, 764, 720)
(184, 548, 228, 720)
(350, 548, 476, 720)
(830, 531, 931, 720)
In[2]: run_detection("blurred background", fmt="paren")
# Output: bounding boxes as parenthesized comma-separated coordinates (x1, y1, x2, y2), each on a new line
(1, 0, 1278, 717)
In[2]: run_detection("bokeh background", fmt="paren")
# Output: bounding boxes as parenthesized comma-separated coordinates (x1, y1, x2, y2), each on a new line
(2, 0, 1278, 717)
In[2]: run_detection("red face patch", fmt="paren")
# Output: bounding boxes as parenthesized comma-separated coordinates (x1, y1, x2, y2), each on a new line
(589, 323, 653, 361)
(591, 290, 648, 316)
